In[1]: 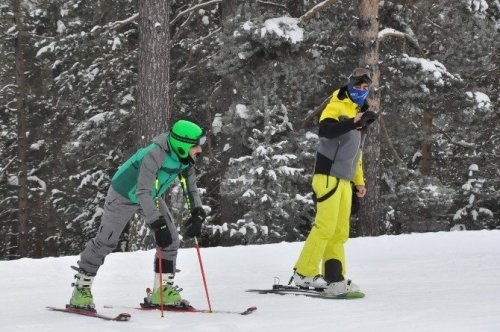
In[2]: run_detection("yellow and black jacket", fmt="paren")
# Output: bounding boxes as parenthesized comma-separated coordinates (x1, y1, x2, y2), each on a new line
(314, 86, 366, 186)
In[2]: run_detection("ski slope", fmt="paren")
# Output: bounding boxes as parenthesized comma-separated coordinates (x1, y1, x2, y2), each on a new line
(1, 230, 499, 332)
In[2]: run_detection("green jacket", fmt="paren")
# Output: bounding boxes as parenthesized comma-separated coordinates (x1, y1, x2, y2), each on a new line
(111, 133, 201, 222)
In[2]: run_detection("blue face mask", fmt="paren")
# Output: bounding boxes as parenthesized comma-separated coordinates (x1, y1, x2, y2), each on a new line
(347, 85, 369, 106)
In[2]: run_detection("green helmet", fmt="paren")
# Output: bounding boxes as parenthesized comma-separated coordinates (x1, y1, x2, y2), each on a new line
(168, 120, 206, 159)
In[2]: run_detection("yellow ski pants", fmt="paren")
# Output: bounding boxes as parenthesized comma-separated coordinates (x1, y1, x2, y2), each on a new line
(294, 174, 352, 278)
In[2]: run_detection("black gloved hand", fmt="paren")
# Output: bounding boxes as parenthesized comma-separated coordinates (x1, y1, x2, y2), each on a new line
(358, 110, 378, 127)
(149, 216, 172, 248)
(184, 207, 206, 238)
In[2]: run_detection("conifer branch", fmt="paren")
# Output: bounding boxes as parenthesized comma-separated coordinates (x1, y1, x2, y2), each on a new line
(378, 28, 420, 50)
(256, 1, 287, 9)
(300, 0, 337, 23)
(170, 0, 223, 26)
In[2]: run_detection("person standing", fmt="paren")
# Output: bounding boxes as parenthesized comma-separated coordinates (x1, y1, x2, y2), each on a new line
(292, 68, 377, 296)
(69, 119, 207, 310)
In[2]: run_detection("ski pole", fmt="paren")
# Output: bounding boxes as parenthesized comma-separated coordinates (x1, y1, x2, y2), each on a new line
(157, 247, 165, 318)
(194, 236, 213, 312)
(154, 178, 165, 318)
(179, 175, 213, 312)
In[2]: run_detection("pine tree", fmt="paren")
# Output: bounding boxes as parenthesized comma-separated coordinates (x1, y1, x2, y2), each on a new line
(212, 99, 313, 244)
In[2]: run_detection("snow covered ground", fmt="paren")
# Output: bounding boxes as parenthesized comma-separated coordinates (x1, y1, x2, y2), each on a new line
(1, 230, 499, 332)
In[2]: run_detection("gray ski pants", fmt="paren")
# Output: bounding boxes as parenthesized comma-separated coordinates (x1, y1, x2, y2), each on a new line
(78, 186, 180, 274)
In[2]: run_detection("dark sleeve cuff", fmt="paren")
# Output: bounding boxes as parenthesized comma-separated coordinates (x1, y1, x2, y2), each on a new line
(318, 118, 356, 138)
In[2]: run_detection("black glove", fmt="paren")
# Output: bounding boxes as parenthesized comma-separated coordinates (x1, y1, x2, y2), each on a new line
(358, 110, 378, 127)
(184, 207, 206, 238)
(149, 216, 172, 248)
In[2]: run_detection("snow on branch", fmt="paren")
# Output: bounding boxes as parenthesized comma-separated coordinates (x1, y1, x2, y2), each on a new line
(300, 0, 337, 23)
(0, 157, 16, 178)
(379, 28, 420, 50)
(170, 0, 222, 26)
(110, 13, 139, 31)
(401, 54, 462, 86)
(0, 84, 17, 94)
(108, 0, 222, 31)
(256, 1, 287, 9)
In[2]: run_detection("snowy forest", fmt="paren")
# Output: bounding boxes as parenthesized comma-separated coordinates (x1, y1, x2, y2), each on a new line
(0, 0, 498, 260)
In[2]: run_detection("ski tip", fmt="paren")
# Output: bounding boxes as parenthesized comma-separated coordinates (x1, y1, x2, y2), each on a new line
(324, 291, 365, 299)
(241, 306, 257, 315)
(116, 313, 132, 321)
(346, 291, 365, 299)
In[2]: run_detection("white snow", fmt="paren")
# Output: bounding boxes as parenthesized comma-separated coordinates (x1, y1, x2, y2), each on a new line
(464, 0, 489, 14)
(1, 231, 500, 331)
(30, 139, 45, 150)
(111, 37, 122, 51)
(466, 91, 492, 112)
(277, 166, 303, 176)
(378, 27, 404, 38)
(242, 189, 256, 197)
(211, 114, 222, 135)
(56, 20, 66, 34)
(468, 164, 479, 172)
(87, 112, 108, 125)
(36, 42, 56, 57)
(28, 175, 47, 191)
(235, 104, 250, 119)
(242, 21, 254, 31)
(120, 94, 135, 106)
(260, 17, 304, 44)
(304, 131, 318, 140)
(400, 54, 461, 86)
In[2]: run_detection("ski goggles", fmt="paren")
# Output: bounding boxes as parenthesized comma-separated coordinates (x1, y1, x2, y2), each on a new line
(350, 68, 372, 85)
(170, 129, 207, 146)
(198, 134, 207, 146)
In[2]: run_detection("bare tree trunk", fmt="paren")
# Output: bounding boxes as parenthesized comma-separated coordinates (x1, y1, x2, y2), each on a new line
(126, 0, 171, 252)
(13, 0, 29, 258)
(138, 0, 171, 143)
(356, 0, 382, 236)
(420, 109, 432, 175)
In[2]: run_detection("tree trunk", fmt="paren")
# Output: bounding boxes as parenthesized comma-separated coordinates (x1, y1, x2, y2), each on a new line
(138, 0, 171, 143)
(420, 109, 432, 175)
(13, 0, 29, 258)
(127, 0, 171, 252)
(356, 0, 382, 236)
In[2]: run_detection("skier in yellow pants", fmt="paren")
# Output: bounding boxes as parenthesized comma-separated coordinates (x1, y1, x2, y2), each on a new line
(293, 68, 378, 296)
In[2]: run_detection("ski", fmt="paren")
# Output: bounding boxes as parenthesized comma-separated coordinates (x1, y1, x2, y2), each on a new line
(246, 284, 365, 299)
(46, 306, 131, 321)
(104, 303, 257, 315)
(141, 303, 257, 315)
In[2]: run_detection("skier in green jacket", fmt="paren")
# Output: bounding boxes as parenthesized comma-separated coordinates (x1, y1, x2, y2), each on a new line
(69, 119, 207, 310)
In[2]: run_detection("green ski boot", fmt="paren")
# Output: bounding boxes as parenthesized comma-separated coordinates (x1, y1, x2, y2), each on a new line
(146, 273, 184, 306)
(150, 283, 182, 305)
(68, 267, 96, 310)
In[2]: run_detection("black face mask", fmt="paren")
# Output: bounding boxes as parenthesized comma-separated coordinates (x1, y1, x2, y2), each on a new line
(183, 152, 200, 165)
(179, 156, 192, 165)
